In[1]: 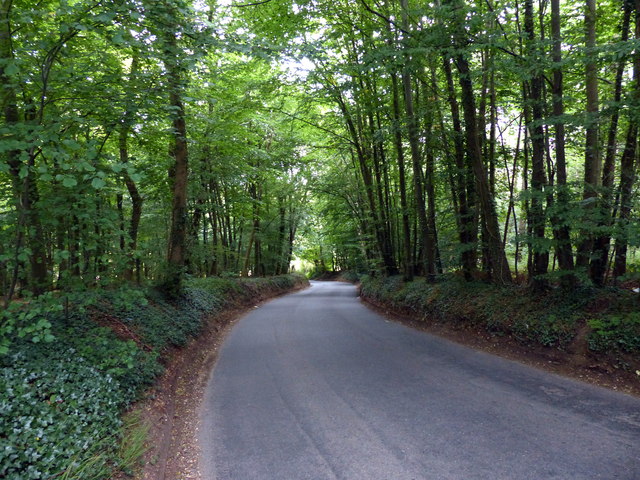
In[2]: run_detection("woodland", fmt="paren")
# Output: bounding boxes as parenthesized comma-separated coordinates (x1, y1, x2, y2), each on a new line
(1, 0, 640, 298)
(1, 0, 640, 477)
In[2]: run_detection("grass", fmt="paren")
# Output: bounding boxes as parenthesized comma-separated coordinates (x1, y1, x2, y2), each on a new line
(117, 411, 150, 476)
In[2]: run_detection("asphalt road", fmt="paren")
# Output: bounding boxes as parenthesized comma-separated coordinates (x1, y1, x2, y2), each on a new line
(199, 281, 640, 480)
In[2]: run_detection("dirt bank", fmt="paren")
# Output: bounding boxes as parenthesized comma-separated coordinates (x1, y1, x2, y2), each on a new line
(361, 294, 640, 398)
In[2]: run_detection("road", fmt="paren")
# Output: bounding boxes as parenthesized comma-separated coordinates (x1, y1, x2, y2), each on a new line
(199, 281, 640, 480)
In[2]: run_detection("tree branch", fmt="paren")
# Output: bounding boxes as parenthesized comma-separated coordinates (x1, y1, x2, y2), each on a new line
(358, 0, 409, 36)
(231, 0, 273, 7)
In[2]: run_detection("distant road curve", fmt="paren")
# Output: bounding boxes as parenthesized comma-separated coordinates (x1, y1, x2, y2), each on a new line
(199, 281, 640, 480)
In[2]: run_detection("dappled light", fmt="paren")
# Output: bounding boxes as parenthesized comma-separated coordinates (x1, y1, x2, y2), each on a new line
(1, 0, 640, 477)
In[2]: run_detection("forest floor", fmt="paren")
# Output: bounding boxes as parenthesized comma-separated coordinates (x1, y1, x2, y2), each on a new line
(126, 278, 639, 480)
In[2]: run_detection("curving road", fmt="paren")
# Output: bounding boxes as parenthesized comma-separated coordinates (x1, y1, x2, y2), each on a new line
(199, 281, 640, 480)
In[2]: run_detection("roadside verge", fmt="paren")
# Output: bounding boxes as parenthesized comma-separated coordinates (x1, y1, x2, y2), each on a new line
(0, 274, 308, 480)
(129, 275, 309, 480)
(357, 274, 640, 397)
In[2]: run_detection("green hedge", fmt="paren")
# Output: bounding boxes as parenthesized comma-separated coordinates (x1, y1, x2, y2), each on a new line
(0, 274, 307, 479)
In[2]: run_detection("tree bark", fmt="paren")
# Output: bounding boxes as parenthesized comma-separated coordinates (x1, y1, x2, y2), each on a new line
(590, 0, 632, 285)
(523, 0, 549, 290)
(549, 0, 576, 287)
(442, 58, 477, 279)
(400, 0, 436, 281)
(613, 0, 640, 278)
(576, 0, 601, 270)
(120, 54, 143, 282)
(1, 0, 49, 295)
(390, 72, 414, 280)
(163, 27, 189, 294)
(445, 0, 511, 284)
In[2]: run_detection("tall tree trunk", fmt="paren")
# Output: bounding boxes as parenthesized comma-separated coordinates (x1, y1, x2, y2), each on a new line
(390, 72, 414, 280)
(400, 0, 436, 280)
(549, 0, 576, 286)
(446, 0, 511, 284)
(442, 58, 477, 279)
(118, 54, 143, 282)
(524, 0, 549, 290)
(614, 0, 640, 278)
(368, 100, 397, 275)
(576, 0, 601, 270)
(276, 199, 286, 275)
(1, 0, 49, 295)
(163, 27, 189, 294)
(590, 0, 633, 285)
(335, 87, 396, 275)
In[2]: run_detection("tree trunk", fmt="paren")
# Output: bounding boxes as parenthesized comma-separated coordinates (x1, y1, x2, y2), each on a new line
(613, 0, 640, 278)
(400, 0, 436, 280)
(452, 39, 511, 284)
(523, 0, 549, 290)
(576, 0, 601, 270)
(391, 73, 413, 280)
(119, 127, 143, 281)
(118, 54, 143, 282)
(549, 0, 576, 287)
(163, 28, 189, 294)
(590, 0, 632, 285)
(442, 58, 477, 279)
(1, 0, 49, 295)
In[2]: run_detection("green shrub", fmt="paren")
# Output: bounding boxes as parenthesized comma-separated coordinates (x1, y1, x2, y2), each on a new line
(588, 312, 640, 353)
(0, 274, 307, 479)
(359, 276, 583, 349)
(0, 349, 122, 480)
(338, 271, 362, 283)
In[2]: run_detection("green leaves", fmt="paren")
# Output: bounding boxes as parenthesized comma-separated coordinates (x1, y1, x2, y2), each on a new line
(3, 60, 19, 77)
(62, 176, 78, 188)
(91, 177, 107, 189)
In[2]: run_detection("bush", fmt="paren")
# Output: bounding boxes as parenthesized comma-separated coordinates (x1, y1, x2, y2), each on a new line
(359, 276, 640, 362)
(0, 274, 307, 479)
(338, 271, 362, 283)
(0, 349, 122, 480)
(588, 312, 640, 353)
(359, 275, 584, 349)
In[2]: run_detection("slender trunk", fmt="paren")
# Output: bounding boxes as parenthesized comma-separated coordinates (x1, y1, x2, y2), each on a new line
(1, 0, 49, 295)
(119, 128, 143, 281)
(118, 55, 143, 282)
(163, 29, 189, 294)
(455, 48, 511, 284)
(391, 72, 414, 280)
(576, 0, 601, 270)
(614, 0, 640, 278)
(590, 1, 632, 285)
(425, 148, 442, 274)
(335, 86, 395, 274)
(613, 125, 637, 278)
(369, 103, 397, 274)
(524, 0, 549, 289)
(442, 58, 476, 279)
(549, 0, 576, 286)
(276, 200, 286, 275)
(400, 0, 436, 280)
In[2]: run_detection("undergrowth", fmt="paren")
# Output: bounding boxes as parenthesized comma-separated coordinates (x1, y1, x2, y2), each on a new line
(0, 274, 307, 480)
(359, 275, 640, 361)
